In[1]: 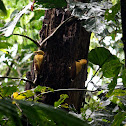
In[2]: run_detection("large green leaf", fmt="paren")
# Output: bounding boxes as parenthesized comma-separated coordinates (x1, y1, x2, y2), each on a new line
(0, 0, 7, 15)
(88, 47, 116, 67)
(18, 100, 89, 126)
(0, 99, 22, 126)
(0, 99, 89, 126)
(36, 0, 67, 8)
(101, 59, 121, 78)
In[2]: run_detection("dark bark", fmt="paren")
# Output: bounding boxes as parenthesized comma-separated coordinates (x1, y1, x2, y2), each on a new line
(121, 0, 126, 67)
(26, 6, 90, 112)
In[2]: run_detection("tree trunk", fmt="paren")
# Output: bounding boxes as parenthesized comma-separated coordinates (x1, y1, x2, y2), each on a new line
(26, 7, 90, 112)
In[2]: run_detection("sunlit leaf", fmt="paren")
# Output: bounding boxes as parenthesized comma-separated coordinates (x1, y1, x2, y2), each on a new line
(111, 0, 120, 5)
(23, 90, 34, 98)
(14, 95, 26, 100)
(106, 89, 126, 97)
(13, 92, 18, 98)
(54, 94, 69, 108)
(34, 85, 54, 93)
(34, 85, 47, 92)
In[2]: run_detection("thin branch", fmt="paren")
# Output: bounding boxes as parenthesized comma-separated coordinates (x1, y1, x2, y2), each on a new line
(0, 76, 34, 85)
(36, 88, 97, 97)
(18, 88, 98, 97)
(40, 16, 78, 48)
(12, 33, 40, 47)
(86, 53, 113, 87)
(86, 67, 100, 87)
(15, 102, 22, 112)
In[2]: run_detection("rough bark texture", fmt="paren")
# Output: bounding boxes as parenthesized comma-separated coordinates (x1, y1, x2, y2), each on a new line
(26, 6, 90, 112)
(121, 0, 126, 67)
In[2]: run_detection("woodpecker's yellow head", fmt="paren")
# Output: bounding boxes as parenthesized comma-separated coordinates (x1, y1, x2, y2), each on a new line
(79, 59, 87, 65)
(34, 50, 45, 55)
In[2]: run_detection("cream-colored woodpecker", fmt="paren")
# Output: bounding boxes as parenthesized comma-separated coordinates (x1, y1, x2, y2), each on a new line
(33, 50, 45, 83)
(70, 59, 87, 79)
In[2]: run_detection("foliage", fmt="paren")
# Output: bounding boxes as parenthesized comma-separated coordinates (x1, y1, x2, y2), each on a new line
(36, 0, 67, 8)
(0, 99, 89, 126)
(0, 0, 126, 126)
(0, 0, 7, 15)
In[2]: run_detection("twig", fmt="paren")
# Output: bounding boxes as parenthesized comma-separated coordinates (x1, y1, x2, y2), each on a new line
(12, 33, 40, 47)
(15, 102, 22, 112)
(36, 88, 97, 97)
(18, 88, 98, 97)
(86, 67, 100, 87)
(86, 53, 113, 87)
(0, 76, 34, 85)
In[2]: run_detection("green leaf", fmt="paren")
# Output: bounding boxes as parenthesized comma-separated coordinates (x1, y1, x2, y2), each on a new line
(0, 0, 7, 15)
(23, 90, 34, 98)
(122, 68, 126, 87)
(111, 112, 126, 126)
(54, 94, 69, 108)
(34, 85, 54, 93)
(0, 99, 89, 126)
(88, 47, 116, 67)
(0, 86, 18, 97)
(0, 99, 22, 126)
(108, 67, 120, 95)
(31, 10, 45, 21)
(34, 85, 47, 92)
(109, 96, 126, 110)
(105, 2, 120, 21)
(0, 42, 12, 48)
(101, 59, 121, 78)
(17, 100, 89, 126)
(36, 0, 67, 8)
(106, 89, 126, 97)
